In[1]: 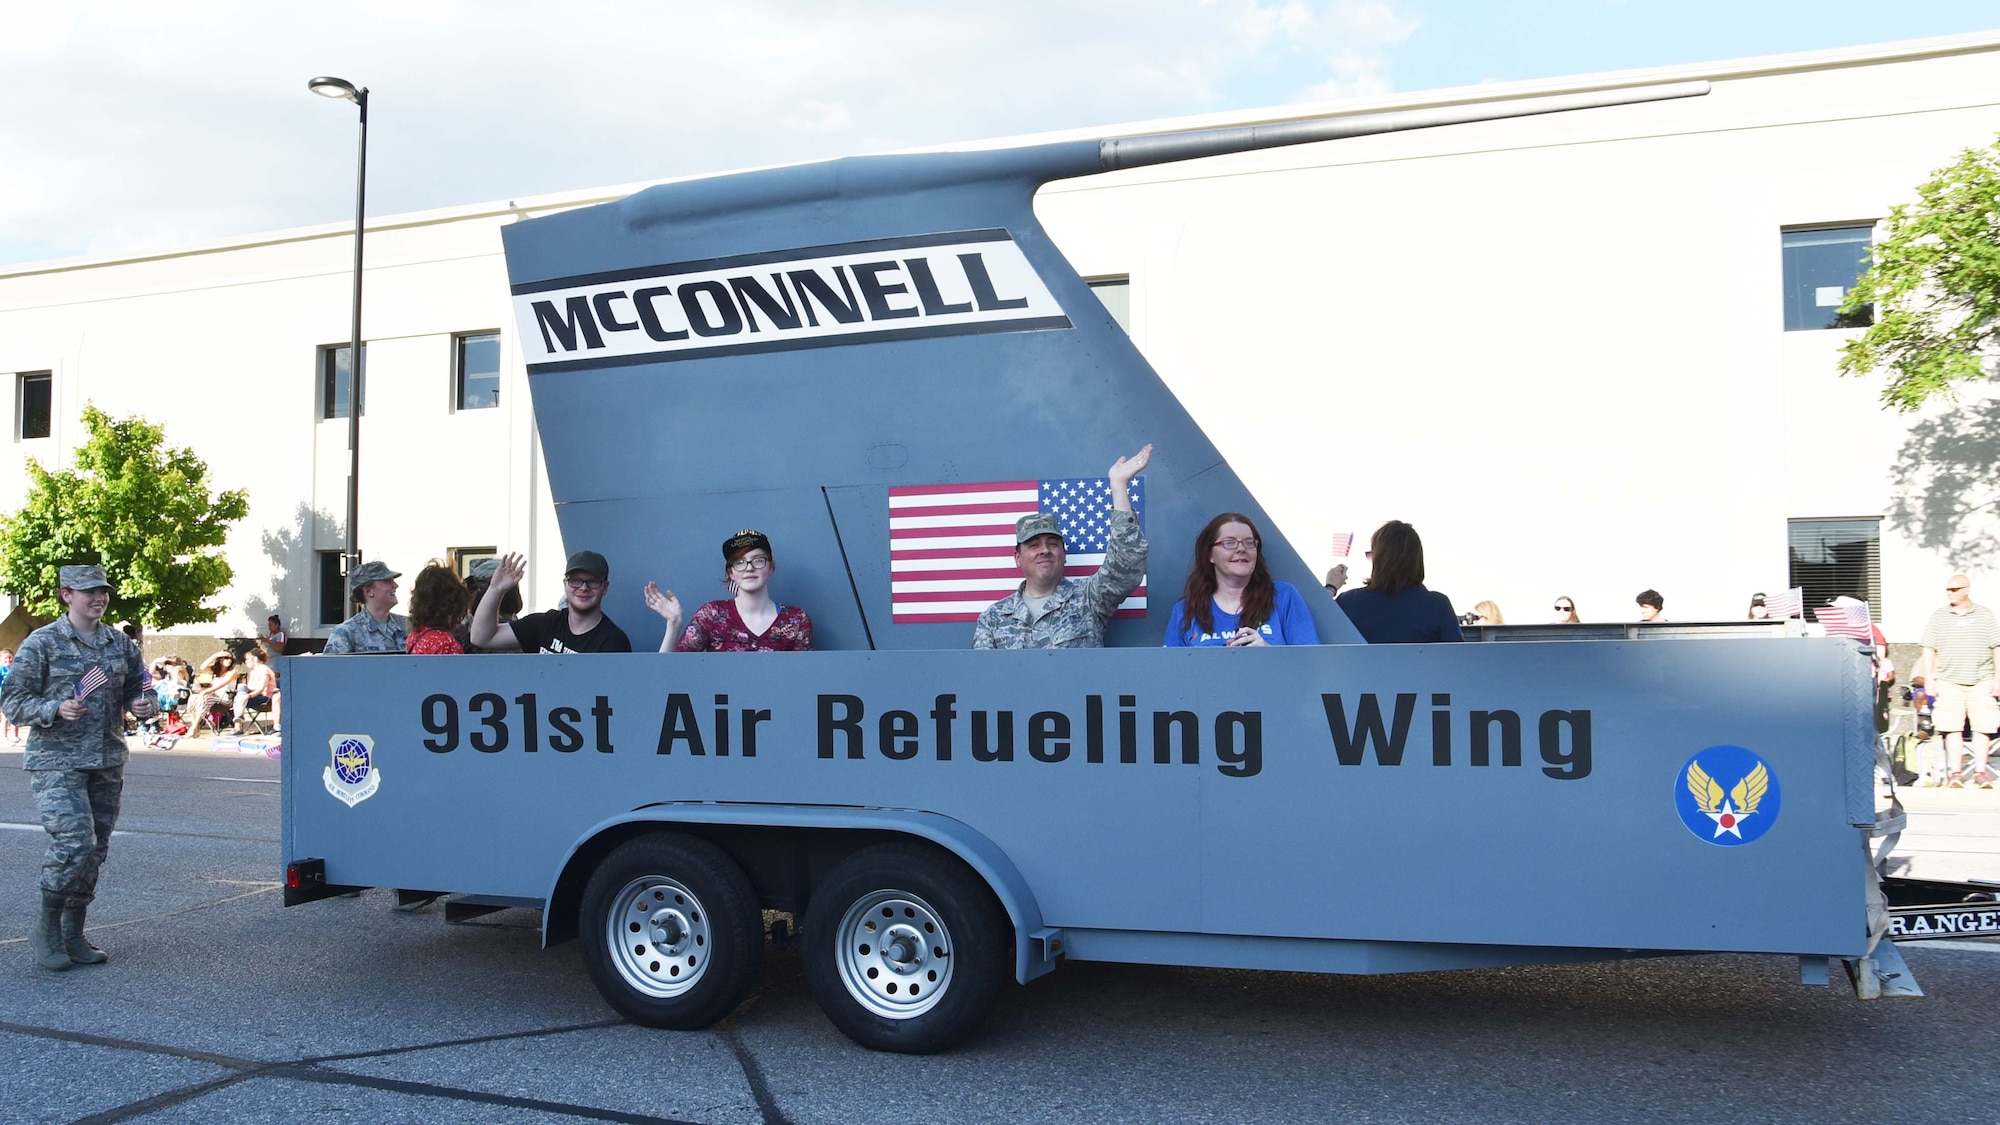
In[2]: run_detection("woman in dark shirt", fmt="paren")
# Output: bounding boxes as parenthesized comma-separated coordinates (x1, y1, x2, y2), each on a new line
(1334, 521, 1463, 644)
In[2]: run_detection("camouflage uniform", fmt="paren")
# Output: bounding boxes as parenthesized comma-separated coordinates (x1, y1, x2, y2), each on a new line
(972, 509, 1148, 649)
(323, 610, 409, 654)
(2, 611, 147, 906)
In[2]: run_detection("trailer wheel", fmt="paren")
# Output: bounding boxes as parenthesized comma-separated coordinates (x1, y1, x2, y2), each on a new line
(803, 842, 1009, 1054)
(579, 833, 761, 1030)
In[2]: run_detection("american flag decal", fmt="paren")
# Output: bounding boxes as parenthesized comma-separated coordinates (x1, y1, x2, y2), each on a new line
(74, 665, 108, 700)
(889, 476, 1146, 623)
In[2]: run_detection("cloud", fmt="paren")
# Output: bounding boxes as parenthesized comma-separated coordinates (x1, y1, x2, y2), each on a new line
(0, 0, 1415, 265)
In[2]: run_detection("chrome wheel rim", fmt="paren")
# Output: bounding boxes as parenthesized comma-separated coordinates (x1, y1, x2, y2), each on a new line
(606, 876, 710, 998)
(834, 889, 953, 1019)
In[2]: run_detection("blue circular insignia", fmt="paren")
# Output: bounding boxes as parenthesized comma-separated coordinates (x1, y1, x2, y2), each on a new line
(1675, 745, 1781, 846)
(333, 737, 371, 785)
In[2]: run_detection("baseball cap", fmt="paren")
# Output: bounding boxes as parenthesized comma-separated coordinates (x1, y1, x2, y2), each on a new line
(565, 550, 609, 581)
(1014, 512, 1063, 546)
(347, 560, 401, 593)
(722, 529, 772, 562)
(59, 564, 112, 591)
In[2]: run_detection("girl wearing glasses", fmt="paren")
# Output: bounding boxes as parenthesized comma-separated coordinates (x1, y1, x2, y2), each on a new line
(646, 529, 814, 652)
(1163, 513, 1318, 647)
(1553, 597, 1580, 624)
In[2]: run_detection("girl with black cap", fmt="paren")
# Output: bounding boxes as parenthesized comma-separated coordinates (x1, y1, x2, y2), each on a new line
(645, 530, 814, 652)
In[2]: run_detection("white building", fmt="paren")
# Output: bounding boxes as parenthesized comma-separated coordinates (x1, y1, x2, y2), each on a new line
(3, 32, 1997, 645)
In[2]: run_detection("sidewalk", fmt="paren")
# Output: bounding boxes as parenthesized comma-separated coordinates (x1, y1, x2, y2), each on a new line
(1884, 786, 2000, 886)
(129, 728, 282, 759)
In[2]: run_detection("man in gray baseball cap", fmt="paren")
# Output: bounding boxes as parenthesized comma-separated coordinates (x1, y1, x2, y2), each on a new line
(972, 443, 1153, 649)
(1, 563, 157, 969)
(323, 560, 408, 655)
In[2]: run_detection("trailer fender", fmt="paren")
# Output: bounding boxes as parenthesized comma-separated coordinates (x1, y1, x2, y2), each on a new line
(543, 803, 1058, 983)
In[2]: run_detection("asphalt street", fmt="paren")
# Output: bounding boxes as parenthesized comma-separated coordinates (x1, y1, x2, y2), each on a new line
(3, 745, 1999, 1125)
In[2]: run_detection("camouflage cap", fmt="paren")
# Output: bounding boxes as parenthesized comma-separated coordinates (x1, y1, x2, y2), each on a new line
(347, 560, 401, 593)
(1014, 512, 1064, 546)
(466, 557, 500, 581)
(58, 564, 112, 591)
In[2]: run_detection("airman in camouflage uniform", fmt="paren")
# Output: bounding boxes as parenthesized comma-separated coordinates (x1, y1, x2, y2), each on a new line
(973, 445, 1151, 650)
(322, 560, 408, 654)
(2, 564, 157, 970)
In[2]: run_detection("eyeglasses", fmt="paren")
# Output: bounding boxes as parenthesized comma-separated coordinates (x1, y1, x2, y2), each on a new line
(1214, 538, 1259, 552)
(1554, 604, 1573, 612)
(564, 576, 606, 591)
(731, 556, 773, 573)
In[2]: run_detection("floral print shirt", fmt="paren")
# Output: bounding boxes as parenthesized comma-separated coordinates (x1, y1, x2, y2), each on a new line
(406, 626, 464, 655)
(677, 601, 813, 652)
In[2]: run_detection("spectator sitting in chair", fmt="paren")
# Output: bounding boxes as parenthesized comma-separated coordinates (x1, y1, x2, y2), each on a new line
(228, 649, 279, 735)
(190, 651, 240, 728)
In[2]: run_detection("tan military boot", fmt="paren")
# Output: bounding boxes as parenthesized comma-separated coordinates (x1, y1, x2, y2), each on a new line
(29, 893, 72, 971)
(60, 905, 107, 964)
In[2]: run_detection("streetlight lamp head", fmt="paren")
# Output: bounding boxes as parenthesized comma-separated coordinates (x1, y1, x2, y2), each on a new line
(308, 76, 360, 102)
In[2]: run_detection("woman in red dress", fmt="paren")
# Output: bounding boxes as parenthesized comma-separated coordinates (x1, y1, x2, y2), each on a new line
(645, 529, 813, 652)
(405, 563, 469, 655)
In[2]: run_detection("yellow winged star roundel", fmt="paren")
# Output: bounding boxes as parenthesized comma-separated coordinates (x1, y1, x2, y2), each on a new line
(1675, 746, 1781, 846)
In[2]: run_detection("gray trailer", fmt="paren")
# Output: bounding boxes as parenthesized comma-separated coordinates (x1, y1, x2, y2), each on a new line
(282, 82, 1931, 1053)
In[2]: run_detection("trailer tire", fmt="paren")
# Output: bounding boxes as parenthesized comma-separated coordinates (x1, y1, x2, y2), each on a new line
(803, 842, 1009, 1054)
(579, 833, 762, 1030)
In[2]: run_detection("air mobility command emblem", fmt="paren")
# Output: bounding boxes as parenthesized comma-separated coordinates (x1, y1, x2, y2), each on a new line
(1675, 745, 1780, 845)
(325, 734, 381, 808)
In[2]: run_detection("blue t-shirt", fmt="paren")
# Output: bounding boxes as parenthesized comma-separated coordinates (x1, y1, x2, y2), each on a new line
(1335, 583, 1463, 644)
(1164, 581, 1320, 647)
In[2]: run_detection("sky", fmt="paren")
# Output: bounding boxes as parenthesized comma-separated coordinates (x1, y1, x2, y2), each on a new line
(1, 0, 1995, 267)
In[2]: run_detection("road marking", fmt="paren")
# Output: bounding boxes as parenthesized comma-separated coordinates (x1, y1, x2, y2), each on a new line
(199, 776, 280, 784)
(0, 821, 273, 844)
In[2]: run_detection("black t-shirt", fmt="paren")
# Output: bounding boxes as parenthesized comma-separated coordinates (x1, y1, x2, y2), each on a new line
(508, 609, 632, 654)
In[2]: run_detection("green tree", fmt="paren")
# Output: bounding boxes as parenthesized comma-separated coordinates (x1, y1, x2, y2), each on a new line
(0, 405, 249, 629)
(1839, 134, 2000, 412)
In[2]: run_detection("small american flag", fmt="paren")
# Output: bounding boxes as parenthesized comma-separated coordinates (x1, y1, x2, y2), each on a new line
(889, 476, 1146, 623)
(74, 665, 108, 700)
(1814, 602, 1874, 640)
(1764, 588, 1804, 619)
(1331, 532, 1354, 558)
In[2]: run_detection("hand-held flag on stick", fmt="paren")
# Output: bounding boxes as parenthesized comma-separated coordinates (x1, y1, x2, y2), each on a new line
(1764, 588, 1804, 619)
(1814, 602, 1873, 640)
(74, 665, 108, 700)
(1330, 532, 1354, 559)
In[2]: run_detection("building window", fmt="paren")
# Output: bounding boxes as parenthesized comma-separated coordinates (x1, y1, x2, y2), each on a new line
(1788, 518, 1881, 616)
(318, 551, 348, 626)
(1088, 277, 1131, 334)
(1782, 226, 1873, 331)
(16, 372, 51, 440)
(449, 546, 496, 578)
(456, 332, 501, 410)
(320, 344, 366, 420)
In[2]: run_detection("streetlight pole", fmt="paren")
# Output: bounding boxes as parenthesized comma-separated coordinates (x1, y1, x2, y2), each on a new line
(308, 76, 369, 585)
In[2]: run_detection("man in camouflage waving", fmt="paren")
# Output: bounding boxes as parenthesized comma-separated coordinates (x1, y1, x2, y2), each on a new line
(973, 444, 1151, 649)
(1, 565, 157, 970)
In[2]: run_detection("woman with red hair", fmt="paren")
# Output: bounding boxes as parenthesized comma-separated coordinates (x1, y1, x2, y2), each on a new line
(1163, 512, 1318, 647)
